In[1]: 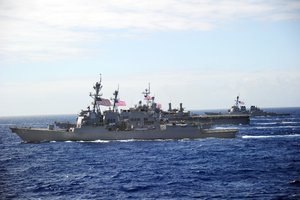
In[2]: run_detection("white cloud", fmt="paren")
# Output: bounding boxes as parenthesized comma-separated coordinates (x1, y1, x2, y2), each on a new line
(0, 0, 299, 62)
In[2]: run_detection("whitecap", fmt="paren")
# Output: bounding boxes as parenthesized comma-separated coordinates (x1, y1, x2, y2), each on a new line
(280, 121, 300, 125)
(253, 126, 300, 129)
(242, 134, 300, 139)
(89, 140, 110, 143)
(254, 122, 277, 125)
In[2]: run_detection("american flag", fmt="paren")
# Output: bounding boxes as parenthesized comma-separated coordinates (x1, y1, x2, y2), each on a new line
(96, 98, 112, 106)
(116, 100, 126, 107)
(144, 95, 152, 100)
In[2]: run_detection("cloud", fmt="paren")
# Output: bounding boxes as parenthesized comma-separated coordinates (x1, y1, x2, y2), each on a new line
(0, 0, 299, 62)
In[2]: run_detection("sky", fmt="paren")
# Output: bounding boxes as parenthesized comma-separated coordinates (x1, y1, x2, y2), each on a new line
(0, 0, 300, 116)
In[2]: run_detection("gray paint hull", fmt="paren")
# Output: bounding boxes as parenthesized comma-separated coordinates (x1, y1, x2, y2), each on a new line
(10, 126, 237, 143)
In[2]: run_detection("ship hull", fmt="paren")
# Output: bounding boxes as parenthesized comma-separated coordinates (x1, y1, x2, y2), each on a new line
(250, 112, 290, 117)
(10, 126, 237, 143)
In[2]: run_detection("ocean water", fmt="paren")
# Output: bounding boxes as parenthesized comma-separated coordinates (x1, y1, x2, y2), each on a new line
(1, 108, 300, 199)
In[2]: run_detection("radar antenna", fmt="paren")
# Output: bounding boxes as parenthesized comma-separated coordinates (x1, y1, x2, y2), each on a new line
(112, 84, 119, 112)
(142, 83, 152, 106)
(90, 74, 103, 112)
(235, 95, 240, 107)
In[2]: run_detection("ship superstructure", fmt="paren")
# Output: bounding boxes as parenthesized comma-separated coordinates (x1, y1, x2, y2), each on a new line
(10, 76, 238, 143)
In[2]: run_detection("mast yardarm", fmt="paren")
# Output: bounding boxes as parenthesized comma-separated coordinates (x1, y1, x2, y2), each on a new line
(90, 74, 103, 112)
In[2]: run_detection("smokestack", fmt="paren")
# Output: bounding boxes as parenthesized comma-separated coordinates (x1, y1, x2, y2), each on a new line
(168, 103, 172, 111)
(180, 103, 183, 112)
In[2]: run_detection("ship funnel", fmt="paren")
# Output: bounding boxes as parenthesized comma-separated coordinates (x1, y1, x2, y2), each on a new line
(180, 103, 183, 112)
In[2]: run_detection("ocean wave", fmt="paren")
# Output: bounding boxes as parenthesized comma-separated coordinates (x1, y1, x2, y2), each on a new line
(252, 117, 299, 122)
(90, 140, 111, 143)
(254, 121, 300, 126)
(253, 126, 300, 129)
(76, 140, 110, 143)
(254, 122, 278, 125)
(0, 124, 17, 126)
(212, 127, 238, 130)
(280, 121, 300, 124)
(242, 134, 300, 139)
(70, 138, 190, 143)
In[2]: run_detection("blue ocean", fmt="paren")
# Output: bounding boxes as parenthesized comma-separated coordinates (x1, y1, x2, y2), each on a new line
(1, 108, 300, 199)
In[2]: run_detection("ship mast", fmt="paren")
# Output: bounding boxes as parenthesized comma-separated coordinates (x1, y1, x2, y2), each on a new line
(112, 85, 119, 112)
(235, 95, 240, 108)
(90, 74, 103, 113)
(142, 83, 152, 106)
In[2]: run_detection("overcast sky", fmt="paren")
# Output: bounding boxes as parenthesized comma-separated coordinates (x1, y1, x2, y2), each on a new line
(1, 0, 300, 116)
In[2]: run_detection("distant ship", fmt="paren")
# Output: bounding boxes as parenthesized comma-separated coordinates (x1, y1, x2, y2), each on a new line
(10, 76, 238, 143)
(163, 102, 249, 125)
(205, 96, 290, 117)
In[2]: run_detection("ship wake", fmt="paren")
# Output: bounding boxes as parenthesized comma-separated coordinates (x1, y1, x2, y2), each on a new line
(242, 134, 300, 139)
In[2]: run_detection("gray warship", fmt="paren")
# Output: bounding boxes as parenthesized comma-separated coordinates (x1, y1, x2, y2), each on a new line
(10, 76, 238, 143)
(228, 96, 290, 116)
(165, 102, 250, 125)
(205, 96, 289, 117)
